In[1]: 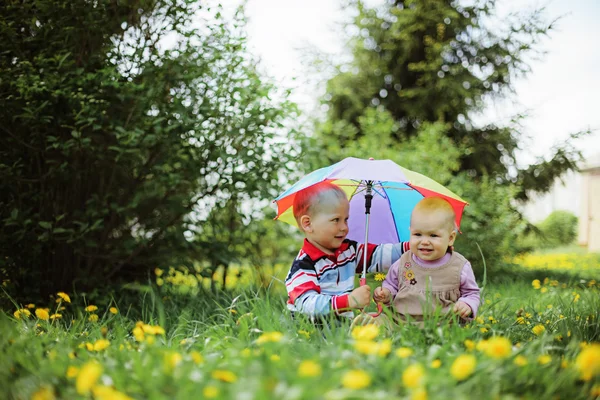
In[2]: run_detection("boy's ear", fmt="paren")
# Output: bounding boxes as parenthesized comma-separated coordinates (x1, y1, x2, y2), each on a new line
(448, 230, 457, 246)
(299, 215, 312, 232)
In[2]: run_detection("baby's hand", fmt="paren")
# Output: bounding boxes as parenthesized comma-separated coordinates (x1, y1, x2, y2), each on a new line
(453, 301, 472, 319)
(348, 285, 371, 309)
(373, 287, 391, 303)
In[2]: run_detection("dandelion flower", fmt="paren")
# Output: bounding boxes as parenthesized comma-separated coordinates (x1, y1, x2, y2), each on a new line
(85, 305, 98, 312)
(14, 309, 31, 319)
(575, 343, 600, 381)
(513, 355, 527, 366)
(164, 351, 183, 371)
(351, 324, 379, 341)
(298, 330, 311, 339)
(50, 313, 62, 320)
(402, 363, 425, 389)
(484, 337, 512, 359)
(540, 287, 548, 293)
(341, 369, 371, 390)
(35, 308, 50, 321)
(538, 355, 552, 365)
(203, 386, 219, 398)
(256, 331, 283, 345)
(75, 361, 103, 395)
(88, 314, 98, 322)
(591, 384, 600, 398)
(396, 347, 414, 358)
(298, 360, 322, 377)
(450, 354, 476, 381)
(212, 369, 237, 383)
(411, 388, 427, 400)
(532, 325, 545, 336)
(66, 366, 79, 379)
(31, 385, 55, 400)
(92, 385, 133, 400)
(93, 339, 110, 351)
(464, 339, 475, 351)
(190, 351, 204, 365)
(56, 292, 71, 303)
(532, 280, 541, 289)
(109, 307, 118, 314)
(26, 303, 36, 309)
(374, 273, 386, 282)
(430, 359, 442, 369)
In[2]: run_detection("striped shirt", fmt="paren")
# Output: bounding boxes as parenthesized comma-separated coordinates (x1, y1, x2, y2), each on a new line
(285, 239, 410, 318)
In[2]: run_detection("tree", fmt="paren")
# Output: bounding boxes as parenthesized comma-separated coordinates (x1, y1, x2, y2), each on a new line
(0, 0, 298, 300)
(313, 0, 584, 199)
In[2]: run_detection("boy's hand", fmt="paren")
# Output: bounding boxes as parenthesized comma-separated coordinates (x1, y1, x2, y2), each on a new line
(373, 287, 391, 303)
(453, 301, 472, 319)
(348, 285, 371, 309)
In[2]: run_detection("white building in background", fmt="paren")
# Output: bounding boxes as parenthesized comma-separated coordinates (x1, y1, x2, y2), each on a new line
(520, 154, 600, 252)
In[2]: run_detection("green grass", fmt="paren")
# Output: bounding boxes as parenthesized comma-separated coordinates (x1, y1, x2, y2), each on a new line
(1, 260, 599, 399)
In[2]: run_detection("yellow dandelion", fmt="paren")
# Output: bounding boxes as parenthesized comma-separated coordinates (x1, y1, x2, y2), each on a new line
(298, 360, 322, 378)
(88, 314, 98, 322)
(514, 355, 527, 366)
(50, 313, 62, 320)
(164, 351, 183, 372)
(396, 347, 414, 358)
(155, 267, 164, 276)
(484, 337, 512, 359)
(342, 369, 371, 390)
(109, 307, 118, 314)
(561, 359, 569, 369)
(85, 305, 98, 312)
(132, 326, 145, 342)
(351, 324, 379, 341)
(374, 272, 386, 282)
(191, 351, 204, 364)
(56, 292, 71, 303)
(14, 308, 31, 319)
(464, 339, 475, 351)
(26, 303, 36, 309)
(411, 388, 427, 400)
(92, 385, 133, 400)
(402, 363, 425, 389)
(35, 308, 50, 321)
(532, 280, 541, 289)
(256, 331, 284, 345)
(31, 385, 55, 400)
(212, 369, 237, 383)
(450, 354, 476, 381)
(298, 330, 311, 339)
(93, 339, 110, 351)
(516, 317, 526, 325)
(538, 355, 552, 365)
(475, 317, 485, 324)
(75, 361, 103, 395)
(575, 343, 600, 381)
(66, 366, 79, 379)
(540, 287, 548, 293)
(85, 342, 94, 351)
(532, 325, 545, 336)
(430, 359, 442, 369)
(203, 386, 219, 398)
(479, 327, 488, 333)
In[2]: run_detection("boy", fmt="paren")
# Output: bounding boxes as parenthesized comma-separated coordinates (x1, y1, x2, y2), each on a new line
(373, 197, 480, 322)
(285, 181, 410, 321)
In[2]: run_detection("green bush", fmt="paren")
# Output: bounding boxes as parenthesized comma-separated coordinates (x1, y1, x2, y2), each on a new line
(538, 210, 579, 247)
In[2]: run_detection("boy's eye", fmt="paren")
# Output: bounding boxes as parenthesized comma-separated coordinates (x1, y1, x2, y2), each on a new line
(332, 218, 339, 222)
(431, 234, 438, 238)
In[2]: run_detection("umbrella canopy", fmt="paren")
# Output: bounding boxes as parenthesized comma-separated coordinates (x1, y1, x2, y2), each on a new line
(274, 157, 468, 244)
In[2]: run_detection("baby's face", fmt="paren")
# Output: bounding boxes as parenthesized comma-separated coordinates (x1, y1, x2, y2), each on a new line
(305, 199, 350, 254)
(409, 210, 456, 261)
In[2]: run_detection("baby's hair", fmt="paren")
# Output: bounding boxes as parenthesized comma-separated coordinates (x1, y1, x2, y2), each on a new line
(293, 181, 348, 225)
(412, 197, 457, 231)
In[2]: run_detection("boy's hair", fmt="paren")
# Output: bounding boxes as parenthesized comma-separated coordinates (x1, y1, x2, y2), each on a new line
(293, 181, 347, 225)
(411, 197, 456, 231)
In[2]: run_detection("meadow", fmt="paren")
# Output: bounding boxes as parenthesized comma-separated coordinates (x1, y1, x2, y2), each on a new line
(1, 251, 599, 400)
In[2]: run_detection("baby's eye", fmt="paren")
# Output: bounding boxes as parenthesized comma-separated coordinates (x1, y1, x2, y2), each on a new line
(431, 234, 438, 238)
(414, 233, 421, 237)
(332, 218, 339, 222)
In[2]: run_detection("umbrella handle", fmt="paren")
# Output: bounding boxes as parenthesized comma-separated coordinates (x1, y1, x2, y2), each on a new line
(359, 278, 383, 317)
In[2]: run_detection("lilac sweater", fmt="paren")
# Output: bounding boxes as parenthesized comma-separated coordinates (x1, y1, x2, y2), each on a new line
(382, 252, 481, 317)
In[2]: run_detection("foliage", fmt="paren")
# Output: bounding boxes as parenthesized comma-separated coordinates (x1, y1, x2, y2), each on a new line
(539, 211, 579, 247)
(313, 0, 584, 200)
(2, 255, 599, 399)
(0, 0, 298, 299)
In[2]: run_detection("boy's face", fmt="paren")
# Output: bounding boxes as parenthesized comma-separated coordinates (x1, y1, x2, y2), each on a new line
(409, 210, 456, 261)
(301, 198, 350, 255)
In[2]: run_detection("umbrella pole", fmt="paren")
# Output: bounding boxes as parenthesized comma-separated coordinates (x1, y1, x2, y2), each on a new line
(360, 181, 373, 285)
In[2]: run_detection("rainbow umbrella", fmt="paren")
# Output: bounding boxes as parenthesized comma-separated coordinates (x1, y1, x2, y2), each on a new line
(274, 157, 469, 315)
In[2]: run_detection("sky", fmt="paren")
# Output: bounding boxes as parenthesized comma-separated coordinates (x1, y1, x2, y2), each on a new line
(243, 0, 600, 168)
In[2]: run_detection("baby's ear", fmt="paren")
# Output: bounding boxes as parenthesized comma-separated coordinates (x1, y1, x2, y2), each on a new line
(299, 215, 312, 232)
(448, 229, 457, 246)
